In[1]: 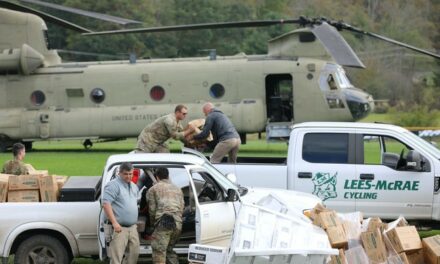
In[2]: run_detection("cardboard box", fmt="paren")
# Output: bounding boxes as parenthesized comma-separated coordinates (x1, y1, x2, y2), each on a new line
(310, 203, 330, 220)
(25, 164, 48, 176)
(407, 249, 424, 264)
(397, 250, 425, 264)
(39, 175, 59, 202)
(8, 175, 40, 190)
(8, 190, 39, 202)
(423, 235, 440, 264)
(329, 249, 347, 264)
(314, 210, 341, 229)
(386, 226, 422, 253)
(326, 225, 348, 249)
(361, 229, 388, 263)
(398, 253, 410, 264)
(367, 217, 387, 232)
(0, 174, 11, 202)
(55, 175, 69, 190)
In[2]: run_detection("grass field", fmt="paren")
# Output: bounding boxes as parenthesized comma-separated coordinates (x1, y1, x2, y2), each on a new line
(0, 136, 289, 175)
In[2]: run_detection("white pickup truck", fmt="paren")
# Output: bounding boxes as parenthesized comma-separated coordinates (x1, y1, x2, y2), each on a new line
(0, 153, 321, 263)
(212, 122, 440, 221)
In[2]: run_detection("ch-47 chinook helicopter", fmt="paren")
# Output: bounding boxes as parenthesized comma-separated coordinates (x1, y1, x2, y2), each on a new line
(0, 1, 439, 151)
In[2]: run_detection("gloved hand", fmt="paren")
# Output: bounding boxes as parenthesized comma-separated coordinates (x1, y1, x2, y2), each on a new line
(145, 227, 154, 236)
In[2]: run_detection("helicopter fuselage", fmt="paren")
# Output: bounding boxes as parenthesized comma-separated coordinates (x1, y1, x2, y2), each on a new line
(0, 54, 372, 146)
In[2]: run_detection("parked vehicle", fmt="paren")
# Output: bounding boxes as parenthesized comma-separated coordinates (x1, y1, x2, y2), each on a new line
(211, 122, 440, 220)
(0, 153, 321, 263)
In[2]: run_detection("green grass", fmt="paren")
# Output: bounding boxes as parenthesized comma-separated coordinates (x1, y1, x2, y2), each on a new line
(359, 113, 394, 123)
(0, 136, 288, 176)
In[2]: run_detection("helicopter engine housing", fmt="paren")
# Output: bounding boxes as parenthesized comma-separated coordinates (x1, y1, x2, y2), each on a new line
(0, 44, 44, 75)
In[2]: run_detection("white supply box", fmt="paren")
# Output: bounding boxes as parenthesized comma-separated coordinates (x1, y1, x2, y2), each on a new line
(188, 244, 227, 264)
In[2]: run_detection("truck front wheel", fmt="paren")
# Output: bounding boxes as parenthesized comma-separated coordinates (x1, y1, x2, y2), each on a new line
(14, 235, 70, 264)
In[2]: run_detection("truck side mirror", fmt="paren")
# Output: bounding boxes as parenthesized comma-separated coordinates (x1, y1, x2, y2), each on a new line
(406, 150, 426, 172)
(226, 173, 237, 184)
(226, 189, 239, 202)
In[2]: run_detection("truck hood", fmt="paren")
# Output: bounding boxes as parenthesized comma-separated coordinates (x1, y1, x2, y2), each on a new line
(240, 187, 321, 213)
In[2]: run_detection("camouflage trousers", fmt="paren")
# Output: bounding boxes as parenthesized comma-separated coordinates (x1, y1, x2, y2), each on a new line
(151, 226, 182, 264)
(135, 143, 170, 153)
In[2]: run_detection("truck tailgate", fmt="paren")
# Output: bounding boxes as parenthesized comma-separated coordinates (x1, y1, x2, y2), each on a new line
(214, 164, 288, 189)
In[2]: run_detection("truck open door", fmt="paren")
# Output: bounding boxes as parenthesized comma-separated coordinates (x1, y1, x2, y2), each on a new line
(185, 165, 237, 247)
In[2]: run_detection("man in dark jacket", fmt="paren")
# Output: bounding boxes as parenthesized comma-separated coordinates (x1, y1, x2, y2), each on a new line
(192, 102, 241, 163)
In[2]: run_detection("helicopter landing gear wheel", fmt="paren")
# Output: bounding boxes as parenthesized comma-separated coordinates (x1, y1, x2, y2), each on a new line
(83, 139, 93, 149)
(0, 135, 11, 152)
(23, 141, 33, 151)
(0, 141, 7, 152)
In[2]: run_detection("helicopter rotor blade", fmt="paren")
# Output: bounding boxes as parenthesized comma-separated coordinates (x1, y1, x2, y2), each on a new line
(19, 0, 142, 25)
(82, 19, 303, 36)
(0, 0, 92, 33)
(82, 15, 439, 61)
(311, 22, 365, 68)
(328, 20, 440, 60)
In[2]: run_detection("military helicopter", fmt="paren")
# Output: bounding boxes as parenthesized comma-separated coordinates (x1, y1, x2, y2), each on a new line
(0, 1, 439, 151)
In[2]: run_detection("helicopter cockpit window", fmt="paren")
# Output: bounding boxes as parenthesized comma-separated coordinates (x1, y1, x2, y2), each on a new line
(209, 83, 225, 99)
(43, 30, 51, 50)
(150, 85, 165, 101)
(90, 88, 105, 103)
(30, 90, 45, 106)
(319, 64, 353, 91)
(334, 67, 352, 89)
(327, 75, 338, 90)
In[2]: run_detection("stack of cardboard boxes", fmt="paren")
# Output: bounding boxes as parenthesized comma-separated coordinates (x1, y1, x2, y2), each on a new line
(310, 204, 440, 264)
(0, 173, 68, 203)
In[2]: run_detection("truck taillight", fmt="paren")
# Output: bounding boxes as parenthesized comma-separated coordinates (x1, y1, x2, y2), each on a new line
(132, 169, 140, 184)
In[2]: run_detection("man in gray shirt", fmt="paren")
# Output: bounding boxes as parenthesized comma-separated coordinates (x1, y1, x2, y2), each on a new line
(192, 102, 241, 163)
(103, 162, 139, 263)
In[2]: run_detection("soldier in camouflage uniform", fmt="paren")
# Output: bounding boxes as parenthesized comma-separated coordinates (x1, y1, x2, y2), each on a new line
(147, 167, 184, 264)
(136, 105, 194, 153)
(1, 143, 29, 175)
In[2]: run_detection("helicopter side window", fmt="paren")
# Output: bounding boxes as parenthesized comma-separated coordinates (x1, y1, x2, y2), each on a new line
(150, 85, 165, 101)
(30, 90, 46, 106)
(209, 83, 225, 99)
(90, 88, 105, 103)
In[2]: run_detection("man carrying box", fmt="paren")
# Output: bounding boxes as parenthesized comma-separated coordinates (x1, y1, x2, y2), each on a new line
(1, 143, 29, 175)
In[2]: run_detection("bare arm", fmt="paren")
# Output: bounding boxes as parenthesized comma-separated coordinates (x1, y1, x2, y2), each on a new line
(103, 202, 122, 233)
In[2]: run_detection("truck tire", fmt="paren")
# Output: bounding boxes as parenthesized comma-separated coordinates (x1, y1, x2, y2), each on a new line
(14, 235, 70, 264)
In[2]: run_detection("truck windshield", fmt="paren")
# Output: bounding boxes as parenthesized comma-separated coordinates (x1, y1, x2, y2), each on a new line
(202, 162, 239, 192)
(403, 131, 440, 159)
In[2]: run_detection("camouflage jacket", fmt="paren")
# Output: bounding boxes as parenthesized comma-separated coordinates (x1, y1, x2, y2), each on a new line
(147, 179, 184, 226)
(1, 160, 29, 175)
(136, 113, 184, 152)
